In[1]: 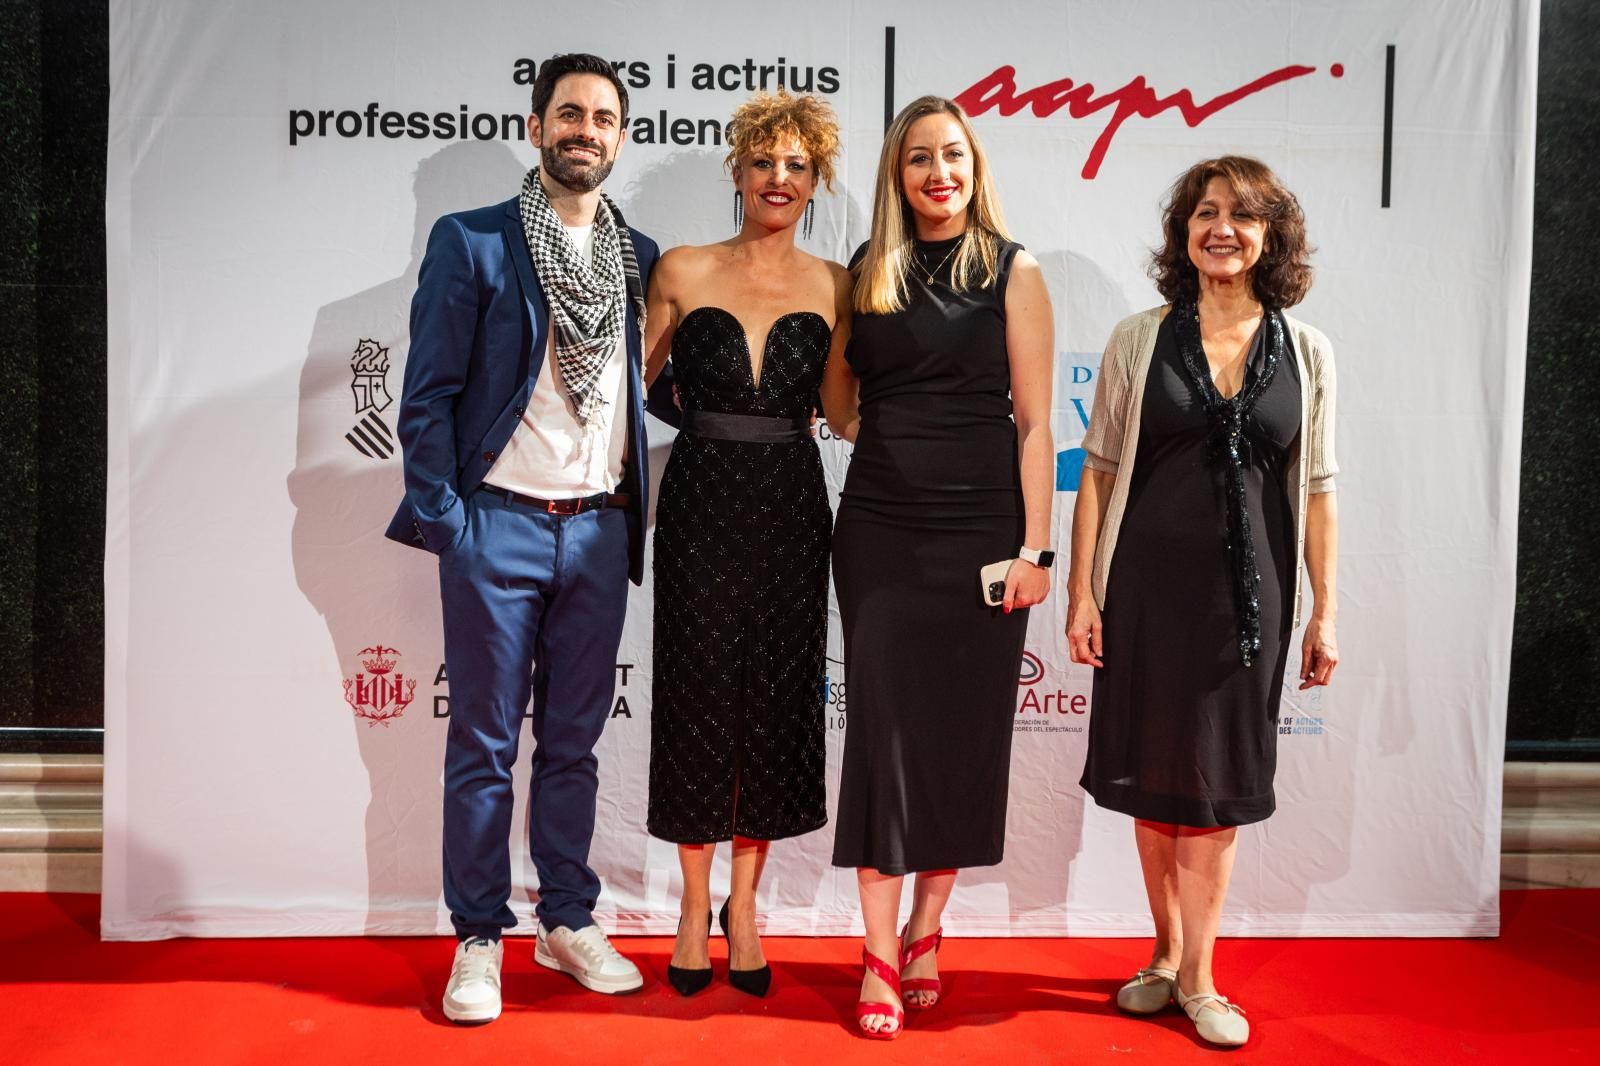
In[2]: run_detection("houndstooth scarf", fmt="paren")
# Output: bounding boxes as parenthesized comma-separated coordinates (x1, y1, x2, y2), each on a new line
(519, 167, 646, 425)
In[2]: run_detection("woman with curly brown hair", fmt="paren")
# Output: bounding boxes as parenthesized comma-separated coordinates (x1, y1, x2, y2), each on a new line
(1068, 156, 1339, 1047)
(642, 91, 851, 999)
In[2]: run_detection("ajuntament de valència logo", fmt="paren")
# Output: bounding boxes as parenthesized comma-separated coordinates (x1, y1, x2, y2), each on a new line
(346, 338, 396, 459)
(344, 644, 417, 726)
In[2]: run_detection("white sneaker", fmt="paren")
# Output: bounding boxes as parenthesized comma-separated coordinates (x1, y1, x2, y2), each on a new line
(535, 922, 643, 994)
(443, 936, 503, 1024)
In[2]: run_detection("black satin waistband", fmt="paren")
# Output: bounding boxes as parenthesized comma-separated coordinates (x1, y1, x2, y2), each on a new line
(681, 409, 810, 443)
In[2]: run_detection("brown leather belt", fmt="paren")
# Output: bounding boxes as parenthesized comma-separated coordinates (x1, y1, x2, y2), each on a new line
(480, 486, 630, 515)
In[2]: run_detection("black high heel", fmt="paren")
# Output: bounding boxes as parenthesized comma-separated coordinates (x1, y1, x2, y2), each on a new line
(718, 899, 772, 998)
(666, 910, 713, 997)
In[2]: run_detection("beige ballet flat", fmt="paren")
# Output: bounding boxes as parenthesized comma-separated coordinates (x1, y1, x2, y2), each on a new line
(1175, 984, 1250, 1047)
(1115, 966, 1176, 1014)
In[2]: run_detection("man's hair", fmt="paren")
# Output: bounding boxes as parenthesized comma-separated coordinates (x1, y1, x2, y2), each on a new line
(530, 53, 630, 126)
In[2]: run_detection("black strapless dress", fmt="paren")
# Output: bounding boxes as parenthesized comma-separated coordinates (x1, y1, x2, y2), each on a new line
(647, 307, 833, 843)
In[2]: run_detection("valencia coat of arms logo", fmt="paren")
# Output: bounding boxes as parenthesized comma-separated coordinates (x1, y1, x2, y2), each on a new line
(345, 338, 396, 459)
(344, 645, 416, 726)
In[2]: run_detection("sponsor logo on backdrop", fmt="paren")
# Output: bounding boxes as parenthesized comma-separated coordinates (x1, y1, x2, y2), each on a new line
(816, 419, 853, 450)
(953, 61, 1344, 179)
(1278, 714, 1325, 737)
(1014, 648, 1089, 734)
(344, 644, 417, 726)
(345, 338, 395, 460)
(823, 655, 847, 730)
(1019, 650, 1045, 685)
(1278, 684, 1326, 738)
(1056, 357, 1097, 492)
(428, 663, 639, 720)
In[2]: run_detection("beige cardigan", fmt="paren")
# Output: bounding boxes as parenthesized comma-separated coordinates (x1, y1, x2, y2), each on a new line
(1080, 306, 1338, 628)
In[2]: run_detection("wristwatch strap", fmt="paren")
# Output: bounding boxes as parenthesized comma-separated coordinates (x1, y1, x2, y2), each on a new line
(1019, 546, 1056, 568)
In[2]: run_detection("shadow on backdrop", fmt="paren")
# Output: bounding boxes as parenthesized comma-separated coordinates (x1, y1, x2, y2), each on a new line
(289, 141, 529, 935)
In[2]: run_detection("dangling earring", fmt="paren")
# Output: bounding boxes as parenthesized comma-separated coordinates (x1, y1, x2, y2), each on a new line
(802, 199, 815, 241)
(733, 191, 744, 232)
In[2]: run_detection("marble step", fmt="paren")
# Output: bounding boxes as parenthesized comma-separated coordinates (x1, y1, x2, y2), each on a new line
(0, 753, 104, 783)
(0, 812, 102, 851)
(1500, 850, 1600, 890)
(0, 850, 100, 893)
(1504, 761, 1600, 811)
(1501, 808, 1600, 852)
(0, 781, 102, 813)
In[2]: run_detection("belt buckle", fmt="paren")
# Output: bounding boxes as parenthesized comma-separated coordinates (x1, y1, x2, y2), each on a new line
(545, 497, 584, 515)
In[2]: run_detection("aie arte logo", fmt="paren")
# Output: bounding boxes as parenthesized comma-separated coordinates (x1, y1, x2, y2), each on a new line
(344, 644, 418, 726)
(1014, 650, 1088, 732)
(346, 338, 396, 460)
(1019, 650, 1045, 686)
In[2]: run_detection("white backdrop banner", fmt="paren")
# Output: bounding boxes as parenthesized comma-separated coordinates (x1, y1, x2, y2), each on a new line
(104, 0, 1533, 939)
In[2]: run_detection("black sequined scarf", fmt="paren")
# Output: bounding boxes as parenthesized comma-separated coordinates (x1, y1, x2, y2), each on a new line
(1172, 300, 1285, 667)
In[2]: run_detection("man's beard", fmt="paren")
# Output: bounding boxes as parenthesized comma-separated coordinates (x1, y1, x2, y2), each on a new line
(541, 138, 615, 193)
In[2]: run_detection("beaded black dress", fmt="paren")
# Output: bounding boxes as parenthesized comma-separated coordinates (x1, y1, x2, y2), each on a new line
(1079, 312, 1301, 828)
(831, 238, 1030, 874)
(647, 307, 832, 843)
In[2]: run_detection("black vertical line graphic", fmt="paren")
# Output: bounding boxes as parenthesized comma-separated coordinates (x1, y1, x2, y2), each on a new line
(1382, 44, 1395, 208)
(884, 27, 896, 133)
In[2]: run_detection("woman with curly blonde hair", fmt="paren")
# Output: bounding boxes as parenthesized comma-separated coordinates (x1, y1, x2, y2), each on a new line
(642, 90, 851, 999)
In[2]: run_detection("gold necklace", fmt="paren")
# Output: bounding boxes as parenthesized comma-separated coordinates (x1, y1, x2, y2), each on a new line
(915, 241, 960, 286)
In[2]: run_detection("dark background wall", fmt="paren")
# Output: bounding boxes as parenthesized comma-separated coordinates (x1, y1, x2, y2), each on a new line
(0, 1, 106, 752)
(0, 1, 1593, 755)
(1507, 0, 1600, 756)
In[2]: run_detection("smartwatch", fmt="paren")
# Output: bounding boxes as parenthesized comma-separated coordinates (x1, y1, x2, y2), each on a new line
(1019, 546, 1056, 568)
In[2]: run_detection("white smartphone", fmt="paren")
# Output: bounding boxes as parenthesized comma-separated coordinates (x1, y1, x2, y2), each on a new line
(980, 559, 1015, 606)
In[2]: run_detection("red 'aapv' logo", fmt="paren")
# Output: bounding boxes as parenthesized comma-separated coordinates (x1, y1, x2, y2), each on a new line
(954, 63, 1336, 179)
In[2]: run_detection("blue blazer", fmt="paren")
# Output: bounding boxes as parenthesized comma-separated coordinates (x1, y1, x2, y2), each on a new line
(384, 196, 660, 585)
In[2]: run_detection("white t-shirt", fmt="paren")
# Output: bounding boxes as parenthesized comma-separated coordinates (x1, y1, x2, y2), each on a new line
(482, 223, 628, 497)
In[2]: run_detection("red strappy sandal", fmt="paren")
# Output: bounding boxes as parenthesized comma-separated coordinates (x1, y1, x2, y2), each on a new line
(855, 946, 904, 1040)
(899, 925, 944, 1010)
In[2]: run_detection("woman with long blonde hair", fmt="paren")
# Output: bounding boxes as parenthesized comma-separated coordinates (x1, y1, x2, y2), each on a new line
(822, 95, 1055, 1039)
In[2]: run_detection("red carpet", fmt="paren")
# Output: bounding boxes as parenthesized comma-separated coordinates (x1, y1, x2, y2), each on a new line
(2, 891, 1595, 1064)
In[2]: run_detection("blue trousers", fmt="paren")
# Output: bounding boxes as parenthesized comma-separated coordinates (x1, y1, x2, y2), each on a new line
(438, 489, 629, 939)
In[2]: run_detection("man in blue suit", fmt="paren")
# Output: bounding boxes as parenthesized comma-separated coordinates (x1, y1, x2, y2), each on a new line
(385, 54, 659, 1024)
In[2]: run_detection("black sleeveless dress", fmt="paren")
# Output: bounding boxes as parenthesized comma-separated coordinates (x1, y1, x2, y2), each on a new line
(1080, 313, 1301, 827)
(831, 238, 1030, 874)
(647, 307, 833, 843)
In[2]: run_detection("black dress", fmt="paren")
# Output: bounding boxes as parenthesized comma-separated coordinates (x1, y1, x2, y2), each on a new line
(831, 238, 1030, 874)
(648, 307, 832, 843)
(1080, 313, 1301, 828)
